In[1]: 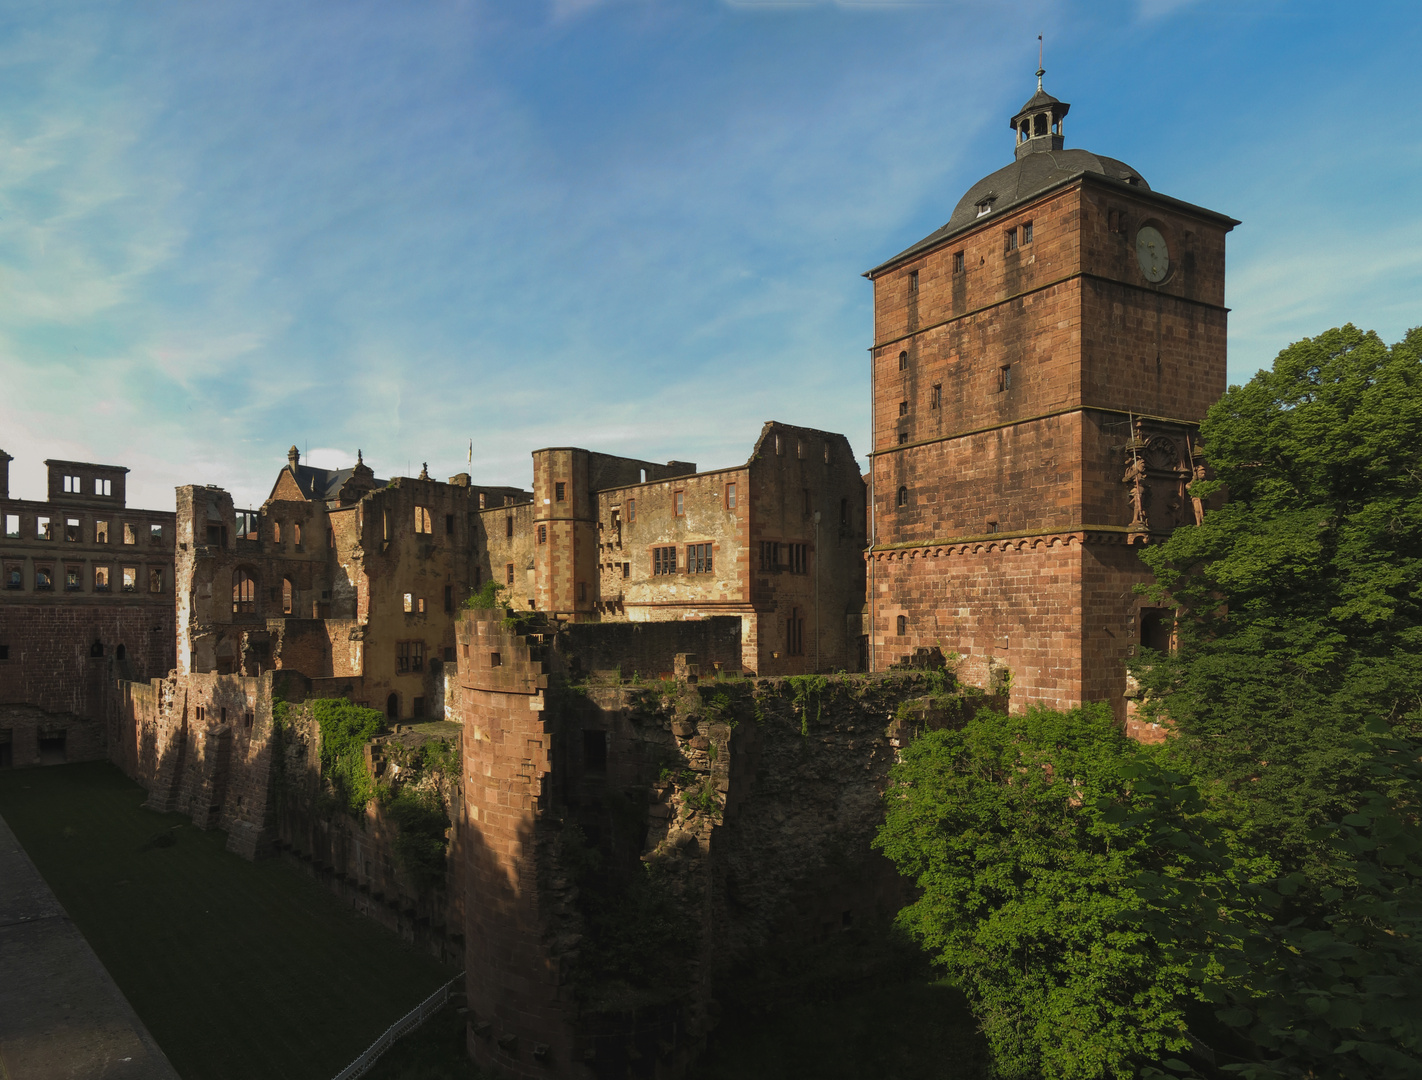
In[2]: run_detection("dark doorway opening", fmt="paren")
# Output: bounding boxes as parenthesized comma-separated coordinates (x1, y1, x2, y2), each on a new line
(386, 694, 399, 723)
(39, 735, 67, 765)
(1140, 609, 1173, 654)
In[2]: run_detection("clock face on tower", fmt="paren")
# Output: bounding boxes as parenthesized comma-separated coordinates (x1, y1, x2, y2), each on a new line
(1136, 226, 1170, 283)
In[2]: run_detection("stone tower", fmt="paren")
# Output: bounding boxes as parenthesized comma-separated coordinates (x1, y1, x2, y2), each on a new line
(863, 70, 1238, 729)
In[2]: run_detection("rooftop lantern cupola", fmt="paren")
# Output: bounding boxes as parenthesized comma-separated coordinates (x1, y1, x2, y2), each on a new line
(1010, 64, 1069, 161)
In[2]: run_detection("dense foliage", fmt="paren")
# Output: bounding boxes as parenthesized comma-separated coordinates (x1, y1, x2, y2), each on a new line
(878, 326, 1422, 1079)
(310, 698, 385, 814)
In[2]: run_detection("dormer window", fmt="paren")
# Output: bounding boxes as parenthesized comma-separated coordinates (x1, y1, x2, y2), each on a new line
(976, 195, 996, 218)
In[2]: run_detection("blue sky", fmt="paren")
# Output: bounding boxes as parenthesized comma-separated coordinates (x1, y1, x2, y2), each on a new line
(1, 0, 1418, 510)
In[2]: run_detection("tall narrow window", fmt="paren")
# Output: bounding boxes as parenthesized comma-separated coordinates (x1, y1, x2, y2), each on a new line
(628, 499, 636, 523)
(908, 269, 919, 292)
(232, 570, 256, 613)
(1005, 227, 1018, 252)
(94, 566, 110, 592)
(896, 615, 907, 636)
(95, 520, 108, 543)
(537, 524, 547, 544)
(148, 568, 163, 594)
(898, 400, 908, 416)
(953, 251, 965, 274)
(403, 592, 414, 613)
(414, 506, 433, 534)
(898, 351, 908, 371)
(931, 384, 942, 409)
(444, 585, 454, 613)
(66, 566, 81, 591)
(445, 513, 455, 535)
(273, 521, 282, 544)
(282, 577, 293, 614)
(506, 516, 513, 539)
(674, 490, 685, 517)
(4, 515, 18, 539)
(555, 482, 566, 502)
(787, 609, 804, 656)
(35, 567, 54, 590)
(293, 523, 302, 547)
(898, 433, 909, 445)
(1021, 221, 1033, 244)
(66, 518, 80, 541)
(506, 563, 514, 586)
(122, 566, 137, 593)
(896, 486, 908, 508)
(725, 482, 736, 509)
(998, 365, 1013, 392)
(123, 520, 136, 543)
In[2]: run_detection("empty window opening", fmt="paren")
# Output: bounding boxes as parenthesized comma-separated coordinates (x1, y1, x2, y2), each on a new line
(537, 524, 547, 544)
(898, 432, 909, 445)
(555, 482, 566, 502)
(39, 735, 66, 765)
(445, 513, 455, 535)
(62, 518, 80, 542)
(444, 585, 454, 613)
(462, 642, 470, 659)
(898, 400, 908, 416)
(674, 490, 685, 516)
(122, 522, 135, 544)
(505, 516, 513, 539)
(94, 520, 108, 544)
(759, 541, 779, 572)
(897, 615, 908, 636)
(65, 567, 81, 591)
(327, 528, 334, 549)
(417, 597, 426, 614)
(987, 521, 999, 534)
(94, 478, 111, 497)
(1034, 113, 1048, 137)
(403, 592, 414, 613)
(725, 482, 736, 509)
(121, 566, 138, 593)
(148, 524, 162, 544)
(1140, 609, 1173, 654)
(4, 565, 20, 590)
(687, 543, 713, 574)
(775, 434, 783, 455)
(148, 568, 163, 593)
(4, 515, 18, 539)
(583, 730, 608, 774)
(505, 563, 514, 586)
(803, 489, 812, 517)
(293, 523, 302, 547)
(954, 251, 965, 274)
(909, 269, 919, 292)
(639, 468, 646, 483)
(90, 640, 104, 657)
(62, 474, 81, 493)
(489, 651, 502, 667)
(205, 523, 226, 547)
(896, 486, 909, 508)
(37, 517, 52, 541)
(787, 608, 805, 656)
(94, 566, 110, 592)
(653, 546, 677, 575)
(232, 569, 255, 612)
(415, 506, 433, 534)
(245, 711, 254, 728)
(282, 578, 294, 614)
(998, 365, 1012, 392)
(273, 521, 282, 543)
(1022, 221, 1033, 244)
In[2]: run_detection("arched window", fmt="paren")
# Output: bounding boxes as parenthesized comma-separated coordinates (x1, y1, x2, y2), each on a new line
(896, 615, 907, 636)
(282, 577, 293, 615)
(233, 570, 256, 614)
(386, 693, 399, 723)
(273, 521, 281, 543)
(116, 643, 126, 661)
(898, 351, 908, 371)
(89, 640, 104, 657)
(896, 486, 908, 508)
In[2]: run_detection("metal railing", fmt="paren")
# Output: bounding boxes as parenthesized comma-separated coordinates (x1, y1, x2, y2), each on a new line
(331, 972, 464, 1080)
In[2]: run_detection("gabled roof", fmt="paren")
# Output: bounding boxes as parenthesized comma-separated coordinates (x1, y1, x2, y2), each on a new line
(266, 462, 385, 505)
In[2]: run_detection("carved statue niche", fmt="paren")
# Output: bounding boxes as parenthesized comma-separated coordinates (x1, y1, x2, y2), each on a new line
(1123, 454, 1150, 530)
(1122, 428, 1194, 532)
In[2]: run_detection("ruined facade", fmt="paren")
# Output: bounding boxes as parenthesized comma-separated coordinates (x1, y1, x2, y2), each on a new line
(862, 74, 1235, 733)
(0, 451, 175, 767)
(524, 422, 867, 677)
(177, 448, 529, 722)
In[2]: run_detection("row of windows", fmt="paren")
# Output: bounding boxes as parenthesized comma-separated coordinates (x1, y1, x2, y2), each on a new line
(893, 364, 1012, 432)
(759, 542, 809, 574)
(400, 586, 458, 614)
(59, 475, 114, 497)
(903, 221, 1034, 293)
(652, 544, 716, 575)
(4, 563, 161, 593)
(3, 514, 163, 545)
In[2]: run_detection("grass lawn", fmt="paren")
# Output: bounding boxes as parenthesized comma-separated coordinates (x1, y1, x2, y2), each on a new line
(0, 761, 456, 1080)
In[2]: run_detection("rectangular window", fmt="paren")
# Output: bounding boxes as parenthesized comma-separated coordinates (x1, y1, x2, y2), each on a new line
(4, 514, 18, 539)
(687, 543, 713, 573)
(1022, 221, 1033, 244)
(37, 516, 51, 541)
(396, 641, 411, 673)
(122, 567, 137, 593)
(998, 364, 1012, 392)
(414, 506, 432, 534)
(787, 608, 804, 656)
(94, 566, 110, 591)
(149, 568, 163, 593)
(327, 528, 334, 549)
(149, 523, 163, 544)
(63, 474, 81, 493)
(725, 482, 736, 510)
(954, 251, 965, 274)
(403, 592, 413, 613)
(34, 566, 53, 590)
(293, 523, 303, 547)
(578, 581, 587, 602)
(490, 651, 502, 667)
(95, 520, 108, 544)
(417, 597, 426, 614)
(65, 518, 80, 542)
(537, 524, 547, 544)
(759, 541, 778, 572)
(931, 384, 942, 409)
(444, 585, 454, 613)
(987, 521, 999, 534)
(445, 513, 455, 535)
(788, 543, 808, 574)
(555, 481, 566, 502)
(94, 478, 111, 497)
(908, 269, 919, 292)
(898, 432, 909, 444)
(5, 564, 22, 589)
(628, 499, 636, 523)
(653, 547, 677, 575)
(66, 566, 81, 591)
(674, 490, 685, 516)
(123, 522, 135, 544)
(622, 561, 630, 579)
(1005, 227, 1018, 252)
(898, 400, 908, 416)
(506, 516, 514, 539)
(273, 521, 282, 544)
(411, 642, 424, 673)
(506, 563, 514, 586)
(444, 647, 455, 663)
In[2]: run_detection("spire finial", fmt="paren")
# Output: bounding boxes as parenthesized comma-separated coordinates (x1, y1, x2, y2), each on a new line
(1037, 34, 1044, 91)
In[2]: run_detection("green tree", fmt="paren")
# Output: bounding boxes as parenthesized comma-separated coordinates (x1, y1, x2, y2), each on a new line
(874, 704, 1243, 1080)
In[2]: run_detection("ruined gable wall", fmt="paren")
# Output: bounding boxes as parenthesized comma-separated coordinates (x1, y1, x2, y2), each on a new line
(478, 501, 535, 607)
